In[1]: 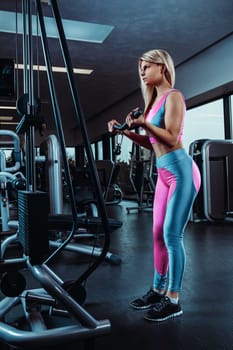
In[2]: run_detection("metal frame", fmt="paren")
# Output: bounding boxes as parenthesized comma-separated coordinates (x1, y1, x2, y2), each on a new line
(0, 0, 112, 346)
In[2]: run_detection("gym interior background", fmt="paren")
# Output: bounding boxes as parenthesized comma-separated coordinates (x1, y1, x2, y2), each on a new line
(0, 1, 233, 349)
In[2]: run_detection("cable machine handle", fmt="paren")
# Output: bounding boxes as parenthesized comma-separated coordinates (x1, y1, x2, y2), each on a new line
(113, 109, 143, 131)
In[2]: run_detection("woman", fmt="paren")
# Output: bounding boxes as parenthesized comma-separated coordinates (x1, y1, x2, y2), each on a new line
(108, 49, 201, 322)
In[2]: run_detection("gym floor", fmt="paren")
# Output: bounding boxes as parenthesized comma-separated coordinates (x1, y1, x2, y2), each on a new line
(1, 200, 233, 350)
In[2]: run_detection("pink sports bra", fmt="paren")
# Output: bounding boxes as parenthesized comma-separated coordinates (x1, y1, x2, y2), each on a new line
(145, 89, 185, 144)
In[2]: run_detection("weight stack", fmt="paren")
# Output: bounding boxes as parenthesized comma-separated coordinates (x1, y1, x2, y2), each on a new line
(18, 190, 49, 264)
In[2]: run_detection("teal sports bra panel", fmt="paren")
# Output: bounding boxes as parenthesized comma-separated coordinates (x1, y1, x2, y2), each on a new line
(145, 89, 185, 145)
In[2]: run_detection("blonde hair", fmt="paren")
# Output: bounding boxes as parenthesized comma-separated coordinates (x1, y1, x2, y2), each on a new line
(138, 49, 175, 112)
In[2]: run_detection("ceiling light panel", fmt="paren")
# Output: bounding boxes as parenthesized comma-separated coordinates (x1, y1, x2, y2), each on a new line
(0, 122, 18, 125)
(0, 116, 13, 121)
(0, 10, 114, 43)
(15, 63, 93, 75)
(0, 106, 16, 110)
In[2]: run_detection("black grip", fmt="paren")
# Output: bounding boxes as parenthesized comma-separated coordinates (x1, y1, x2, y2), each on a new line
(113, 109, 143, 131)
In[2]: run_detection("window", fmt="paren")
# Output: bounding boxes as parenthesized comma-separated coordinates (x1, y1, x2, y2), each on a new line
(231, 95, 233, 137)
(90, 140, 103, 160)
(91, 143, 95, 160)
(114, 133, 133, 163)
(66, 147, 75, 167)
(183, 99, 224, 152)
(66, 147, 75, 160)
(97, 140, 103, 160)
(1, 148, 13, 161)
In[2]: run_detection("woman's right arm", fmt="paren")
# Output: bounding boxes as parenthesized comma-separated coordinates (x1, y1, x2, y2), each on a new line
(108, 119, 153, 150)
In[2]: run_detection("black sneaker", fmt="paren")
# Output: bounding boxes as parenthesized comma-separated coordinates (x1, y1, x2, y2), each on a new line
(129, 289, 164, 310)
(144, 296, 183, 322)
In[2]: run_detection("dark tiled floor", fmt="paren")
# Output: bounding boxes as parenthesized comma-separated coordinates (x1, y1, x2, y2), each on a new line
(0, 200, 233, 349)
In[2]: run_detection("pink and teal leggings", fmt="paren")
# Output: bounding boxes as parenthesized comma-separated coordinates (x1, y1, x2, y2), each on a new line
(152, 148, 201, 292)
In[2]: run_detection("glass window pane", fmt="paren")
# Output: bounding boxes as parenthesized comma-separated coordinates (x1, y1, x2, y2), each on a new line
(183, 99, 224, 152)
(231, 95, 233, 137)
(115, 134, 133, 163)
(97, 141, 103, 160)
(66, 147, 75, 167)
(1, 149, 13, 161)
(66, 147, 75, 160)
(91, 143, 95, 159)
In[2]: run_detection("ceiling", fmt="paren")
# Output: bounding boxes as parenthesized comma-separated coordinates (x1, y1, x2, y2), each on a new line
(0, 0, 233, 135)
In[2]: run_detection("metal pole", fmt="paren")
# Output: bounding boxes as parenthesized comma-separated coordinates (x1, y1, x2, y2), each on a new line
(22, 0, 36, 191)
(35, 0, 78, 263)
(48, 0, 111, 283)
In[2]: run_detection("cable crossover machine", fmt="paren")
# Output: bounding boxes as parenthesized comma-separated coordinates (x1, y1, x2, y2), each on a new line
(0, 0, 113, 348)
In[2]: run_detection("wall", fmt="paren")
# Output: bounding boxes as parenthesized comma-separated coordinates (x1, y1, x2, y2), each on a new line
(81, 34, 233, 142)
(175, 33, 233, 107)
(80, 89, 143, 141)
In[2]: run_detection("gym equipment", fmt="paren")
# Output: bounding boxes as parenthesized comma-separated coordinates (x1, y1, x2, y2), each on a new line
(189, 139, 209, 222)
(126, 147, 157, 213)
(1, 133, 122, 264)
(202, 139, 233, 221)
(0, 0, 111, 347)
(95, 160, 123, 204)
(16, 93, 46, 136)
(39, 135, 122, 264)
(0, 271, 26, 297)
(39, 134, 63, 215)
(0, 130, 22, 173)
(189, 139, 233, 222)
(0, 130, 24, 232)
(0, 169, 25, 232)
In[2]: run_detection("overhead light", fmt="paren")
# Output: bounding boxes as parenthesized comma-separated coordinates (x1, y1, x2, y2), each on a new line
(0, 122, 18, 125)
(0, 116, 13, 121)
(0, 106, 16, 110)
(0, 10, 114, 44)
(73, 68, 93, 75)
(15, 63, 93, 75)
